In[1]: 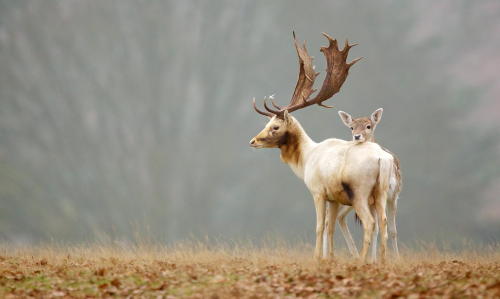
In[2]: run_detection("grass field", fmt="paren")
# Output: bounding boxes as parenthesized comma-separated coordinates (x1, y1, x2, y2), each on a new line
(1, 242, 499, 298)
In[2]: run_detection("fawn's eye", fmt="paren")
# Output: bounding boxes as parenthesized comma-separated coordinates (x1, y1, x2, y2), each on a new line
(367, 125, 371, 129)
(350, 127, 353, 130)
(272, 126, 280, 130)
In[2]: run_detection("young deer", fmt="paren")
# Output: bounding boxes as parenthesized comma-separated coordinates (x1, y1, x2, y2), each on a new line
(334, 109, 402, 259)
(249, 32, 394, 262)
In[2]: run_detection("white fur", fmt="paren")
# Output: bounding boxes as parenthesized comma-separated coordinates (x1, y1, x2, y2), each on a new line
(252, 116, 393, 262)
(333, 108, 401, 261)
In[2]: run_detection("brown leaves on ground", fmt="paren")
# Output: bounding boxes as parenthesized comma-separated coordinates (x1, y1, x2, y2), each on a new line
(0, 245, 499, 298)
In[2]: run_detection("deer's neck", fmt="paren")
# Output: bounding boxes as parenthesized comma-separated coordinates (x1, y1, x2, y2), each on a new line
(279, 120, 315, 179)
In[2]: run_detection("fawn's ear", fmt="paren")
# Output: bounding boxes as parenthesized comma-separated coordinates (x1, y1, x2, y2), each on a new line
(338, 111, 353, 127)
(370, 108, 383, 125)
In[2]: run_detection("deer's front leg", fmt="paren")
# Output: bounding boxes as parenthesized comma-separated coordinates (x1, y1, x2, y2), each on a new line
(326, 201, 339, 259)
(313, 195, 326, 261)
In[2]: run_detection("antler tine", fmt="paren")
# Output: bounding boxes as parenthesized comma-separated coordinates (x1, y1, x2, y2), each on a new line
(318, 102, 334, 108)
(263, 98, 281, 114)
(342, 39, 358, 53)
(287, 31, 318, 108)
(251, 32, 360, 117)
(252, 98, 274, 117)
(285, 32, 359, 113)
(321, 32, 339, 52)
(342, 41, 355, 60)
(271, 99, 283, 110)
(342, 38, 362, 67)
(348, 57, 363, 68)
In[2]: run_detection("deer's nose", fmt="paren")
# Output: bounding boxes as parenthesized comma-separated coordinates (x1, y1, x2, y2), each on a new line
(354, 135, 361, 140)
(250, 138, 256, 145)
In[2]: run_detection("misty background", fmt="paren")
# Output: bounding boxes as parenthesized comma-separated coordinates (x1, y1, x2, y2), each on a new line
(0, 0, 499, 247)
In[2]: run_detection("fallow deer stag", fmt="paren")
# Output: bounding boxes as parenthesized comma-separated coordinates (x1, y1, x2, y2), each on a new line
(335, 109, 402, 259)
(249, 32, 394, 262)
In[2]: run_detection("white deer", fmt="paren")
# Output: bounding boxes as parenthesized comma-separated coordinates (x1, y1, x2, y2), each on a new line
(333, 108, 402, 259)
(249, 32, 394, 262)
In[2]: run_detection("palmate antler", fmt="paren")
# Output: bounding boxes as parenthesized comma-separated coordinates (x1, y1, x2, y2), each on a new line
(253, 32, 362, 118)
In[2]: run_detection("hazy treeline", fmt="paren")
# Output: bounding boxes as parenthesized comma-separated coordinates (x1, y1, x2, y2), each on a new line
(0, 0, 499, 246)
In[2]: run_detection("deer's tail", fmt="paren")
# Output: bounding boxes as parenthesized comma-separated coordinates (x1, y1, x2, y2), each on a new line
(377, 157, 392, 202)
(379, 158, 392, 191)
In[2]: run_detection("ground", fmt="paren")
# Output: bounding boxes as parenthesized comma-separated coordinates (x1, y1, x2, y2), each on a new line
(0, 243, 499, 298)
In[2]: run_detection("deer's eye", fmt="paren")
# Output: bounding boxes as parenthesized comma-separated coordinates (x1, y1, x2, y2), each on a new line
(350, 127, 353, 130)
(366, 125, 371, 129)
(272, 126, 280, 131)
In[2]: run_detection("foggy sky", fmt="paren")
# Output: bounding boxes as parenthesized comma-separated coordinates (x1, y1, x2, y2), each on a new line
(0, 0, 499, 247)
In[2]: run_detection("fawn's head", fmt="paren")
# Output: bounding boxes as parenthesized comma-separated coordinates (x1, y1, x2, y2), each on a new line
(338, 108, 383, 143)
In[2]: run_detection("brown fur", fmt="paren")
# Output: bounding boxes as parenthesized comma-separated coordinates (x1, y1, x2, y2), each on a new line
(350, 117, 375, 142)
(341, 182, 354, 201)
(279, 129, 302, 166)
(328, 185, 353, 206)
(249, 114, 305, 169)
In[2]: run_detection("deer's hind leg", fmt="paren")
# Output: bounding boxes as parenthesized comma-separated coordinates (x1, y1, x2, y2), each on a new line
(326, 201, 339, 259)
(337, 206, 359, 257)
(375, 193, 388, 263)
(370, 203, 379, 263)
(353, 191, 375, 263)
(387, 195, 400, 258)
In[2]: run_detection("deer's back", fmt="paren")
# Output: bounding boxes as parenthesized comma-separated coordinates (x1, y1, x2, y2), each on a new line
(303, 140, 389, 204)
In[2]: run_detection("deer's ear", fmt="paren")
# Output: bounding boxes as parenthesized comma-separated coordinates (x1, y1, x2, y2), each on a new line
(338, 111, 353, 127)
(371, 108, 383, 124)
(283, 110, 291, 124)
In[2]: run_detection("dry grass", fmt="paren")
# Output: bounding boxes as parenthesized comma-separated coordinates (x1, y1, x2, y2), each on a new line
(0, 241, 499, 298)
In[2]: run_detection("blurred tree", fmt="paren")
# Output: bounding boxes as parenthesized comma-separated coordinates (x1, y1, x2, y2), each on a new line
(0, 0, 498, 245)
